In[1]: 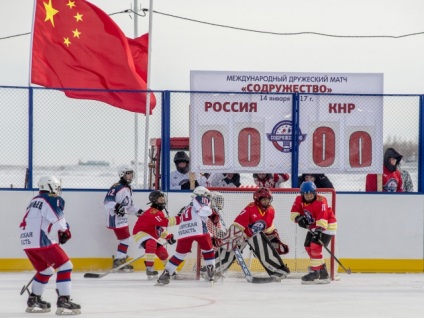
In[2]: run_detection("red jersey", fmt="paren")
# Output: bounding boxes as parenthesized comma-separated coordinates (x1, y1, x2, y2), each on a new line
(290, 194, 335, 232)
(233, 202, 276, 237)
(365, 166, 403, 192)
(132, 207, 180, 240)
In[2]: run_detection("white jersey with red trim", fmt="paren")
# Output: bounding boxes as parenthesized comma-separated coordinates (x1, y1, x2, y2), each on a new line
(104, 180, 139, 229)
(19, 192, 68, 249)
(177, 196, 212, 239)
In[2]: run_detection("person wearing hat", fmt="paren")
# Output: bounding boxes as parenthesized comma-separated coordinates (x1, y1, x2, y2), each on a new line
(170, 151, 199, 190)
(366, 147, 403, 192)
(297, 173, 334, 189)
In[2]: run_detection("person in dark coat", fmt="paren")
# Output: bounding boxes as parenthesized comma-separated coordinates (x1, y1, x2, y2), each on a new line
(297, 173, 334, 189)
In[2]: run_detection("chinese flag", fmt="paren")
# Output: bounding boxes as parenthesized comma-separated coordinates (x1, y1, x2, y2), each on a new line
(31, 0, 156, 114)
(127, 34, 149, 83)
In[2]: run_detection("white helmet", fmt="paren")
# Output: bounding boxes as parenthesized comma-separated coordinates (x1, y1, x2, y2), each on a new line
(38, 176, 61, 195)
(192, 186, 211, 199)
(211, 191, 224, 211)
(117, 165, 134, 184)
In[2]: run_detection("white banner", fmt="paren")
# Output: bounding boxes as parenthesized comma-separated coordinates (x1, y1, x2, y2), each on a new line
(189, 71, 383, 174)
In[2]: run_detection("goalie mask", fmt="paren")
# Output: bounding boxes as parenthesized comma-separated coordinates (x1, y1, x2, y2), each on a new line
(38, 176, 62, 195)
(253, 188, 273, 209)
(117, 165, 134, 185)
(211, 191, 224, 211)
(148, 190, 166, 210)
(300, 181, 317, 203)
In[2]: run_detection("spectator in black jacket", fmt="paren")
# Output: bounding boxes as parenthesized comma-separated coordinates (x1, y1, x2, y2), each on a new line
(297, 173, 334, 189)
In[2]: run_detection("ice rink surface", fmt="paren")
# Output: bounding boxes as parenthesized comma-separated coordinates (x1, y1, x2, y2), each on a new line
(1, 271, 424, 317)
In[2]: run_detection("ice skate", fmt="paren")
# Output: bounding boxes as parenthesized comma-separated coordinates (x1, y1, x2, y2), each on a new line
(155, 269, 171, 286)
(317, 264, 330, 284)
(112, 256, 134, 273)
(56, 293, 81, 315)
(171, 271, 181, 280)
(146, 267, 158, 280)
(206, 264, 218, 286)
(26, 293, 51, 313)
(301, 269, 320, 285)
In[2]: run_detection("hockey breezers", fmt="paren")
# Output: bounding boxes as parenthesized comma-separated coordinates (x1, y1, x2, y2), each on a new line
(84, 254, 144, 278)
(308, 230, 352, 274)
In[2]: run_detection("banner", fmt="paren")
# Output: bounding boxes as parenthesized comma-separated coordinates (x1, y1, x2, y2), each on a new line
(189, 71, 383, 174)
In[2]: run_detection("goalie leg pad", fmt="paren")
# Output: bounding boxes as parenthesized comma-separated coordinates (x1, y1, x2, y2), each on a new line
(247, 232, 290, 278)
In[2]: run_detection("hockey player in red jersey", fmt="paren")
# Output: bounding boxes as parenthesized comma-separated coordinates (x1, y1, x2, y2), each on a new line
(156, 186, 216, 285)
(291, 181, 337, 284)
(19, 176, 81, 315)
(133, 190, 181, 279)
(215, 188, 290, 279)
(233, 188, 288, 254)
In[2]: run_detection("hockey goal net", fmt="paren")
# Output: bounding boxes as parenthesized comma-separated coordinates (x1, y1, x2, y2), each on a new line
(175, 187, 337, 280)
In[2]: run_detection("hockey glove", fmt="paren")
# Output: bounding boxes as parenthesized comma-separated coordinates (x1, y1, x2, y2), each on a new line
(114, 203, 125, 217)
(295, 215, 308, 229)
(136, 209, 144, 217)
(177, 207, 185, 217)
(165, 234, 176, 245)
(58, 224, 72, 245)
(312, 227, 324, 243)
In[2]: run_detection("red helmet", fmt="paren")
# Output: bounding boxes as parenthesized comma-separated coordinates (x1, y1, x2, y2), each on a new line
(253, 188, 273, 206)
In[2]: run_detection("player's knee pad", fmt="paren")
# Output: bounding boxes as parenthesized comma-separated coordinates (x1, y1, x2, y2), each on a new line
(39, 266, 55, 276)
(119, 237, 131, 245)
(173, 252, 188, 261)
(56, 260, 73, 272)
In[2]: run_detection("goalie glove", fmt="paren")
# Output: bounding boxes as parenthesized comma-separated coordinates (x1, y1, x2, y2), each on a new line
(265, 229, 289, 255)
(114, 203, 125, 217)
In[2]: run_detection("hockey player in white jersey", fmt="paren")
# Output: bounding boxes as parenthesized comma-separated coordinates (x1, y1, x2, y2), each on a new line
(19, 176, 81, 315)
(104, 165, 143, 271)
(156, 186, 216, 285)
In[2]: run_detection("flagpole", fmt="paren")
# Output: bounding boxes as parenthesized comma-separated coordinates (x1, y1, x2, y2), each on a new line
(142, 0, 154, 189)
(133, 0, 140, 187)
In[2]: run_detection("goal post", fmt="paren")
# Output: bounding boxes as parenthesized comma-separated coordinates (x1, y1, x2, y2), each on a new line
(176, 187, 337, 280)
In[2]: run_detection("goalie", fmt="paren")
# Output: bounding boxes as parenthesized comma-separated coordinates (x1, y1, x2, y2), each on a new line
(206, 188, 290, 280)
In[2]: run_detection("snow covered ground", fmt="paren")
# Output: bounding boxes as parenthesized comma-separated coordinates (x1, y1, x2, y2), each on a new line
(1, 271, 424, 317)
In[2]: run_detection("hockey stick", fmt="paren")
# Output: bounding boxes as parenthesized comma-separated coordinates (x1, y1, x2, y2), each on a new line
(20, 275, 34, 295)
(84, 254, 144, 278)
(308, 230, 352, 274)
(233, 246, 276, 283)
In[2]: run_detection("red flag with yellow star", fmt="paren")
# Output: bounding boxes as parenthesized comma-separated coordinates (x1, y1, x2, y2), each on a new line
(31, 0, 156, 114)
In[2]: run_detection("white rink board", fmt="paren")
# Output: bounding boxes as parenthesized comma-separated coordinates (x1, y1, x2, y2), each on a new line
(2, 190, 424, 262)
